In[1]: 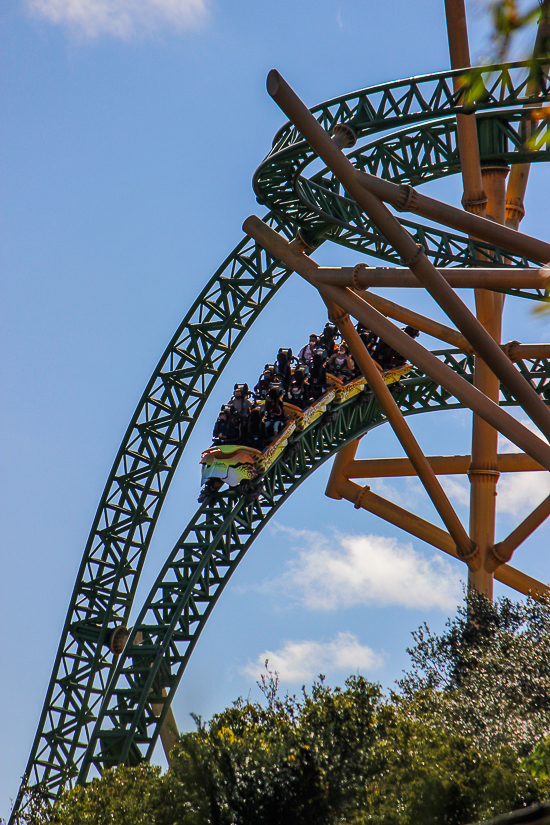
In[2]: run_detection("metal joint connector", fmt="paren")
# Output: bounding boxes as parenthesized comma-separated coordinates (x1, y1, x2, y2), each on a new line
(352, 263, 368, 290)
(489, 542, 510, 565)
(400, 244, 425, 268)
(332, 123, 357, 148)
(354, 484, 371, 509)
(467, 468, 500, 478)
(295, 228, 318, 251)
(328, 307, 350, 324)
(457, 540, 479, 563)
(461, 193, 488, 211)
(395, 184, 417, 213)
(502, 340, 521, 360)
(505, 202, 526, 223)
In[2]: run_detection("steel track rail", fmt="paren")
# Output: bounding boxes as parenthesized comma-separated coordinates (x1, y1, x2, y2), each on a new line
(10, 60, 550, 821)
(254, 62, 550, 297)
(80, 352, 550, 777)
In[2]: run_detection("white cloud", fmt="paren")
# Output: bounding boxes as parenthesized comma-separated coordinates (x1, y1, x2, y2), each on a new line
(497, 472, 550, 518)
(369, 476, 424, 509)
(439, 475, 470, 507)
(278, 526, 461, 612)
(27, 0, 209, 38)
(242, 632, 384, 684)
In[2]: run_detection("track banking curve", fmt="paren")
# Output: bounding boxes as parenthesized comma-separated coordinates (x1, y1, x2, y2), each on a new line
(10, 59, 550, 821)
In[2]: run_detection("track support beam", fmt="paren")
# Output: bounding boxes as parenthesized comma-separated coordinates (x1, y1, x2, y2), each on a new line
(343, 454, 544, 478)
(335, 478, 548, 598)
(266, 69, 550, 444)
(324, 298, 476, 563)
(243, 215, 550, 473)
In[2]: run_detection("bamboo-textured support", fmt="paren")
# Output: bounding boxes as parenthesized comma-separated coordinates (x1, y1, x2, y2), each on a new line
(337, 477, 456, 552)
(467, 167, 507, 595)
(313, 266, 550, 291)
(505, 343, 550, 361)
(336, 478, 548, 598)
(353, 290, 472, 353)
(243, 215, 550, 472)
(344, 453, 544, 478)
(444, 0, 487, 215)
(492, 493, 550, 568)
(265, 70, 550, 443)
(325, 438, 360, 500)
(324, 298, 475, 562)
(354, 171, 550, 264)
(133, 634, 179, 764)
(151, 691, 179, 765)
(505, 0, 550, 228)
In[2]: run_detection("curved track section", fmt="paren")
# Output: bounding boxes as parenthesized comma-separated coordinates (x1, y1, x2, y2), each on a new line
(14, 218, 295, 807)
(254, 60, 550, 296)
(80, 352, 550, 778)
(11, 60, 550, 818)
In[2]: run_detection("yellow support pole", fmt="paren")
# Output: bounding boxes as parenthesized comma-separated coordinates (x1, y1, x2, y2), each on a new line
(325, 438, 361, 500)
(313, 266, 550, 291)
(467, 166, 508, 595)
(345, 453, 544, 478)
(324, 298, 476, 563)
(242, 216, 550, 472)
(444, 0, 487, 215)
(506, 0, 550, 229)
(336, 478, 548, 599)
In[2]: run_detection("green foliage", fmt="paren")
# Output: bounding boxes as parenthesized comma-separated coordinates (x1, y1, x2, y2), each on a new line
(47, 765, 163, 825)
(487, 0, 544, 61)
(523, 735, 550, 782)
(398, 591, 550, 756)
(31, 594, 550, 824)
(166, 674, 387, 824)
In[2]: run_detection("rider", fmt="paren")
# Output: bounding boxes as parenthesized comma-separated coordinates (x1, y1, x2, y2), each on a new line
(262, 388, 286, 439)
(298, 334, 319, 364)
(327, 344, 354, 382)
(254, 366, 273, 400)
(286, 368, 308, 409)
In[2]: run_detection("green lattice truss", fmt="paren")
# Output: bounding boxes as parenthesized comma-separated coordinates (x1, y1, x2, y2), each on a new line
(9, 59, 550, 822)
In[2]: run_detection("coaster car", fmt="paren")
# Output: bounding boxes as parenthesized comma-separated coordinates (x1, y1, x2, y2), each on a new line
(199, 362, 411, 499)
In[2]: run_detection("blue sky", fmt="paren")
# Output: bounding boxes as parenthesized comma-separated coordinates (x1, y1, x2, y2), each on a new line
(2, 0, 549, 816)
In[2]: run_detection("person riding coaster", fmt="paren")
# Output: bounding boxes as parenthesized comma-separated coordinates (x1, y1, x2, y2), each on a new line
(254, 366, 274, 400)
(326, 344, 354, 383)
(319, 322, 339, 357)
(286, 368, 308, 409)
(198, 322, 420, 502)
(275, 348, 293, 390)
(298, 334, 321, 371)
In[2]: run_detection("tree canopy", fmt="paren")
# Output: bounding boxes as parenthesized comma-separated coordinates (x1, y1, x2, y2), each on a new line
(19, 593, 550, 825)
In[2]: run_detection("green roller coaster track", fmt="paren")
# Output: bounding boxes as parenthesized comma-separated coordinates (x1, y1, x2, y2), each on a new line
(10, 59, 550, 821)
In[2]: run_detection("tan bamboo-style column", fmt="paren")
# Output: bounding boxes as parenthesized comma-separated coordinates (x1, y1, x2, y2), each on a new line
(323, 298, 476, 563)
(468, 166, 508, 595)
(345, 453, 544, 478)
(133, 632, 179, 764)
(314, 266, 550, 291)
(506, 0, 550, 229)
(151, 691, 179, 765)
(444, 0, 487, 216)
(445, 0, 506, 595)
(243, 215, 550, 470)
